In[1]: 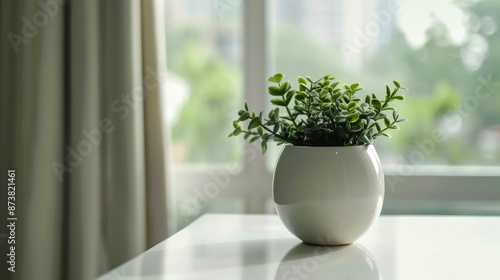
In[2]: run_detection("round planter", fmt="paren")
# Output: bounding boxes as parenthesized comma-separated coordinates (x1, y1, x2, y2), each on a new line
(273, 145, 384, 245)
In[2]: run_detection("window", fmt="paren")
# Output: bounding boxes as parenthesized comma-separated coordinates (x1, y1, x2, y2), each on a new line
(166, 0, 500, 229)
(267, 0, 500, 168)
(165, 0, 243, 165)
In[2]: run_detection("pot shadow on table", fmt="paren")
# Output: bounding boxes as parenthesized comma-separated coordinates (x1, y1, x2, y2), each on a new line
(275, 242, 381, 280)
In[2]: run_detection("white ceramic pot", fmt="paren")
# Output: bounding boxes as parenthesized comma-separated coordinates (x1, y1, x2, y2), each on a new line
(273, 145, 384, 245)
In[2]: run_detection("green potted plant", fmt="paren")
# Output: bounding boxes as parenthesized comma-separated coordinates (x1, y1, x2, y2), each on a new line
(229, 73, 408, 245)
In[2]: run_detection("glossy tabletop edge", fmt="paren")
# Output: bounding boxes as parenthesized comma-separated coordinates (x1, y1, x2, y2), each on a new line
(97, 214, 500, 280)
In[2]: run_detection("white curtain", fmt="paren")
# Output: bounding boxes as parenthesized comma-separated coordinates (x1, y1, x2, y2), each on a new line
(0, 0, 175, 279)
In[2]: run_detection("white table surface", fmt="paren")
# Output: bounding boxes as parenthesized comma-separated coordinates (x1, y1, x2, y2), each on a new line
(98, 214, 500, 280)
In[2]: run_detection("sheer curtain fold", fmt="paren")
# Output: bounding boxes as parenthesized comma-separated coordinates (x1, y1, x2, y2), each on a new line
(141, 0, 176, 247)
(0, 0, 173, 279)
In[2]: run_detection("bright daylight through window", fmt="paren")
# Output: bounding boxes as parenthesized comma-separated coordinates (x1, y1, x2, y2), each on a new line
(267, 0, 500, 170)
(166, 0, 500, 171)
(165, 0, 243, 166)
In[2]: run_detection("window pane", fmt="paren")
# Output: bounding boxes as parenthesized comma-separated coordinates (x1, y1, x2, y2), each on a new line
(268, 0, 500, 167)
(165, 0, 243, 165)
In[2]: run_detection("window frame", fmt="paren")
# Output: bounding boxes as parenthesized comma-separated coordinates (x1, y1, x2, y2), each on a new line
(173, 0, 500, 221)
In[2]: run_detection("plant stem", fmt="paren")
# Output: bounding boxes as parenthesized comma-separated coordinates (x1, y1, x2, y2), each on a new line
(374, 88, 399, 120)
(278, 81, 299, 128)
(262, 124, 297, 145)
(283, 96, 299, 127)
(372, 119, 396, 138)
(249, 116, 297, 145)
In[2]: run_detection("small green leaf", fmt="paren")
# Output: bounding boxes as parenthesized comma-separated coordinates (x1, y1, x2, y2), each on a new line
(344, 139, 353, 146)
(333, 116, 345, 122)
(393, 95, 405, 100)
(381, 132, 392, 138)
(245, 102, 249, 111)
(270, 99, 287, 106)
(350, 124, 362, 132)
(248, 118, 260, 129)
(390, 124, 400, 130)
(257, 126, 263, 135)
(365, 94, 371, 104)
(268, 86, 283, 96)
(350, 83, 360, 90)
(274, 73, 284, 83)
(249, 136, 260, 144)
(267, 76, 277, 83)
(320, 90, 328, 99)
(295, 92, 307, 101)
(397, 118, 408, 122)
(386, 85, 391, 97)
(261, 140, 268, 155)
(232, 126, 242, 136)
(347, 101, 357, 111)
(393, 80, 401, 88)
(384, 117, 391, 127)
(297, 76, 306, 84)
(347, 113, 359, 123)
(372, 99, 382, 110)
(238, 110, 245, 116)
(285, 91, 294, 105)
(299, 83, 307, 92)
(393, 110, 399, 120)
(332, 92, 342, 100)
(237, 112, 251, 121)
(280, 81, 291, 92)
(268, 109, 275, 119)
(381, 107, 395, 111)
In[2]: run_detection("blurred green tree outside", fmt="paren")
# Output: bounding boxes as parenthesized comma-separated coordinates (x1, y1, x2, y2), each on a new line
(168, 0, 500, 165)
(167, 26, 242, 164)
